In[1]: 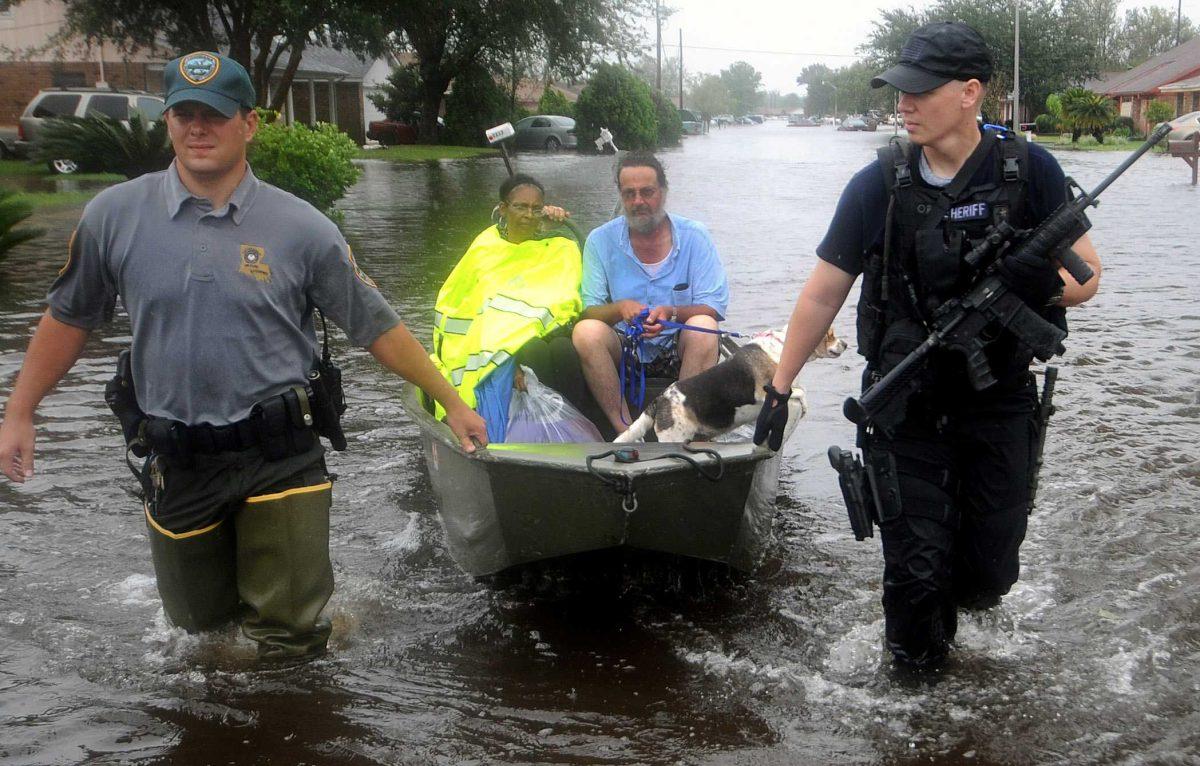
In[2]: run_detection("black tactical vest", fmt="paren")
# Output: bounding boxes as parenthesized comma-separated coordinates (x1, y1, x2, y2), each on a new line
(856, 130, 1062, 391)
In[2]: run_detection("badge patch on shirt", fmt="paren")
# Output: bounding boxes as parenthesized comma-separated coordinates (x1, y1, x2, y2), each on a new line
(948, 201, 990, 222)
(346, 246, 378, 288)
(238, 244, 271, 283)
(180, 52, 220, 85)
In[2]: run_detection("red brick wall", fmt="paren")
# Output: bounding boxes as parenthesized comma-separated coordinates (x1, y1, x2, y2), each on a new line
(0, 61, 161, 126)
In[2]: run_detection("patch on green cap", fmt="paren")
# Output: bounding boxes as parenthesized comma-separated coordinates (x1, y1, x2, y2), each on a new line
(180, 53, 221, 86)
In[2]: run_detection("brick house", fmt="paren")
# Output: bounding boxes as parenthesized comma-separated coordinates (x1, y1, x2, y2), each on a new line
(1, 0, 379, 143)
(1098, 36, 1200, 131)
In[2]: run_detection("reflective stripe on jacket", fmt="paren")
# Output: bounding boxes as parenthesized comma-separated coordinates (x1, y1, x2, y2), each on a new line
(432, 225, 582, 414)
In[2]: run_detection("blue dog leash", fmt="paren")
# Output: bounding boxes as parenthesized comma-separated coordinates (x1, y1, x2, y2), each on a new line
(618, 309, 751, 424)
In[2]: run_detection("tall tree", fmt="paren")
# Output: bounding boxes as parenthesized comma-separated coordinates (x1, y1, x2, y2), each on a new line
(631, 54, 683, 101)
(378, 0, 647, 142)
(1114, 6, 1196, 67)
(1060, 0, 1122, 70)
(60, 0, 377, 114)
(686, 73, 731, 121)
(720, 60, 763, 116)
(797, 63, 835, 116)
(861, 0, 1099, 120)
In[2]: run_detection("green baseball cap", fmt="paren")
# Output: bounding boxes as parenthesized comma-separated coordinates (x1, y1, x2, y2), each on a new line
(163, 51, 256, 118)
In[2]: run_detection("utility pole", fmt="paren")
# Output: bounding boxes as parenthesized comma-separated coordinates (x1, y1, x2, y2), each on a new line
(679, 29, 684, 110)
(1013, 0, 1021, 129)
(655, 0, 662, 93)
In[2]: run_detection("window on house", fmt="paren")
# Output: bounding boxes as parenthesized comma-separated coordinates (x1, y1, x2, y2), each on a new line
(1192, 92, 1199, 112)
(1178, 93, 1186, 114)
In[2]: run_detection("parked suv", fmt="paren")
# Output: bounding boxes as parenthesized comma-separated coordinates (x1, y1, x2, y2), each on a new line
(16, 88, 166, 173)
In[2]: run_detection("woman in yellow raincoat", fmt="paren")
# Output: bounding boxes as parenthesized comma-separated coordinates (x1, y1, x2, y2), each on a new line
(431, 174, 592, 438)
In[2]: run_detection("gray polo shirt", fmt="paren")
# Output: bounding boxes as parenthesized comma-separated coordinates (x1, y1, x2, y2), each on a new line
(48, 162, 400, 425)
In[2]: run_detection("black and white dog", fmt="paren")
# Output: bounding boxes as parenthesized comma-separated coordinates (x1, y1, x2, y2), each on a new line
(614, 327, 847, 444)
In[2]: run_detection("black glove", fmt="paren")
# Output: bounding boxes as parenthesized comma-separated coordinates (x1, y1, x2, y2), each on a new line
(996, 248, 1063, 307)
(753, 384, 791, 452)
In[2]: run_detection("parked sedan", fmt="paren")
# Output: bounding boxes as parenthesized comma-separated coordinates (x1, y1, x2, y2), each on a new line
(513, 115, 577, 151)
(837, 116, 878, 132)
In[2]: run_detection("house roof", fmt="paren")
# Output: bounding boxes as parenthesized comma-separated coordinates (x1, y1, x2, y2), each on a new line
(511, 79, 582, 106)
(1101, 35, 1200, 96)
(1161, 73, 1200, 92)
(1081, 71, 1124, 92)
(293, 45, 374, 79)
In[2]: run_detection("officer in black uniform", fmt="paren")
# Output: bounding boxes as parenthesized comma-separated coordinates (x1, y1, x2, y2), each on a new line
(753, 22, 1102, 667)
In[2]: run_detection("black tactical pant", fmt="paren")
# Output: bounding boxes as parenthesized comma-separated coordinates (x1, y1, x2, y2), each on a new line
(864, 378, 1040, 666)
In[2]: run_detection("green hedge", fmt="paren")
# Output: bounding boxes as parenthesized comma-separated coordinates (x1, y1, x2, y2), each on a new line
(574, 63, 657, 151)
(652, 91, 682, 147)
(443, 64, 511, 146)
(249, 120, 361, 219)
(537, 86, 574, 118)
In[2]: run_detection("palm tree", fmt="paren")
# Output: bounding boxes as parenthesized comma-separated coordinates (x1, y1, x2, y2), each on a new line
(0, 189, 43, 264)
(1061, 88, 1115, 144)
(35, 112, 174, 178)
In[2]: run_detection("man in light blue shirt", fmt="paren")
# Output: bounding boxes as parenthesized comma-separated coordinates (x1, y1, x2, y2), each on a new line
(573, 152, 729, 434)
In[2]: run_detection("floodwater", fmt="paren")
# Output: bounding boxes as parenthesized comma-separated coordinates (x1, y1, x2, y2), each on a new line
(2, 122, 1198, 765)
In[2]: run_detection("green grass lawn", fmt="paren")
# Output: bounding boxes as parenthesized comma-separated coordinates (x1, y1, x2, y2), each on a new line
(0, 158, 124, 181)
(355, 144, 500, 162)
(1032, 134, 1141, 152)
(9, 190, 99, 209)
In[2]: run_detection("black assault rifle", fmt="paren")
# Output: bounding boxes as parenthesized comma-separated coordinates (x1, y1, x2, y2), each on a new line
(842, 122, 1171, 429)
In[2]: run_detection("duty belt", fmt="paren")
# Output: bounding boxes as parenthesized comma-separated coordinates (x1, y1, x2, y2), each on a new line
(138, 384, 316, 462)
(141, 417, 260, 456)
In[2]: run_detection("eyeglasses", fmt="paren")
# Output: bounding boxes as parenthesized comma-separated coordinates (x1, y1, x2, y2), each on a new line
(506, 203, 544, 215)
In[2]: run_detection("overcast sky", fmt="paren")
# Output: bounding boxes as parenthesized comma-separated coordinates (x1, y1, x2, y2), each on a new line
(650, 0, 1200, 93)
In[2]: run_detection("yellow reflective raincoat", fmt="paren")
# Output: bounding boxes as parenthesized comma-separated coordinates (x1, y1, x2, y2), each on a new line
(431, 225, 582, 415)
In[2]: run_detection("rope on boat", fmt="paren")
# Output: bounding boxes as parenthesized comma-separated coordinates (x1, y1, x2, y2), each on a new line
(585, 443, 726, 513)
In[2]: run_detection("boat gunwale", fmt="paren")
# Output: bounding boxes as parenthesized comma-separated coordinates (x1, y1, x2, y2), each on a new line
(398, 383, 776, 477)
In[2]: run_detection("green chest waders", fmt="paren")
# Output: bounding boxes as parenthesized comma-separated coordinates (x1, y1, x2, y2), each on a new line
(235, 481, 334, 659)
(145, 505, 241, 633)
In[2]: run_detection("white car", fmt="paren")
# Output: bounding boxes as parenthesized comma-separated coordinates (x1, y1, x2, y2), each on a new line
(16, 88, 166, 173)
(1167, 110, 1200, 141)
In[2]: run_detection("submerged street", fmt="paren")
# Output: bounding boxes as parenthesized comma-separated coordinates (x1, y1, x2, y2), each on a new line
(1, 121, 1198, 764)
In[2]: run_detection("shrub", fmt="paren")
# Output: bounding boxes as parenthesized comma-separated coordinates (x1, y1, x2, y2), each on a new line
(574, 63, 657, 151)
(1034, 113, 1058, 134)
(1145, 100, 1175, 125)
(652, 91, 682, 147)
(537, 86, 574, 118)
(369, 65, 423, 123)
(443, 63, 511, 146)
(1061, 88, 1114, 143)
(0, 189, 43, 262)
(35, 113, 173, 178)
(1110, 115, 1136, 135)
(249, 121, 361, 220)
(1111, 125, 1131, 139)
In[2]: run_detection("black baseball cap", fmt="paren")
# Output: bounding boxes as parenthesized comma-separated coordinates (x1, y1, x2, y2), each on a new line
(870, 22, 993, 94)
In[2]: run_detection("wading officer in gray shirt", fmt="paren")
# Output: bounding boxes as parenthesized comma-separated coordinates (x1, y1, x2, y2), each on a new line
(0, 52, 487, 659)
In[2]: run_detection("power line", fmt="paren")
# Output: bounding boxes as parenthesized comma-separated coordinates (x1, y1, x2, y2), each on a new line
(678, 43, 859, 58)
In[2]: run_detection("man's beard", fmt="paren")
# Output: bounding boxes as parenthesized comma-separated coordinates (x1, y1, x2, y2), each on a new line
(625, 207, 667, 235)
